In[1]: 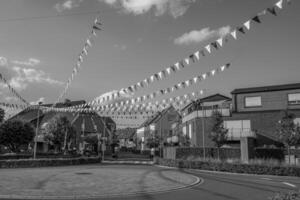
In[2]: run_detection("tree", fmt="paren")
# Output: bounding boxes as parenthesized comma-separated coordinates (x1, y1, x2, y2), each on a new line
(276, 110, 300, 164)
(146, 135, 160, 149)
(0, 108, 5, 124)
(0, 120, 34, 152)
(43, 115, 76, 152)
(209, 111, 228, 160)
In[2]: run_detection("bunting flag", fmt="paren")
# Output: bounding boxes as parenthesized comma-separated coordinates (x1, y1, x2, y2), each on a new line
(72, 62, 229, 111)
(93, 0, 292, 105)
(0, 73, 29, 106)
(0, 102, 27, 110)
(52, 13, 103, 108)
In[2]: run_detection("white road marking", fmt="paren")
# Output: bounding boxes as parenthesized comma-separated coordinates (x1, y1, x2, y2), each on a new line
(282, 182, 296, 188)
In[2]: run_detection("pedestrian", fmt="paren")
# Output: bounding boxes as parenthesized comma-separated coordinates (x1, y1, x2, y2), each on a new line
(150, 147, 155, 160)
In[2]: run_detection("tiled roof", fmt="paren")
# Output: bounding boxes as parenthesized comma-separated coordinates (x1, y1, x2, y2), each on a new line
(231, 83, 300, 94)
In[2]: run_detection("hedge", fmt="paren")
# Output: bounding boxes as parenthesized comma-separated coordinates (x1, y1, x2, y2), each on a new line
(155, 158, 300, 177)
(0, 156, 101, 168)
(0, 153, 81, 160)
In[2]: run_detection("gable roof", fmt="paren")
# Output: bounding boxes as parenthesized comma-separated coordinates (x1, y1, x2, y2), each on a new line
(139, 106, 179, 128)
(116, 128, 136, 139)
(181, 93, 231, 111)
(231, 83, 300, 94)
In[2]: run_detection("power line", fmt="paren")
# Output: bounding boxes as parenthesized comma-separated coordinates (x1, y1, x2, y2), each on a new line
(0, 10, 101, 22)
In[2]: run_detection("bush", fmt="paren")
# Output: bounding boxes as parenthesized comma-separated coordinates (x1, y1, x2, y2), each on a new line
(155, 158, 300, 177)
(0, 156, 100, 168)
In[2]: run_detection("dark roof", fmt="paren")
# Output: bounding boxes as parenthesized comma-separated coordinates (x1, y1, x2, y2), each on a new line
(231, 83, 300, 94)
(42, 100, 86, 108)
(116, 128, 136, 139)
(9, 100, 115, 135)
(181, 93, 231, 111)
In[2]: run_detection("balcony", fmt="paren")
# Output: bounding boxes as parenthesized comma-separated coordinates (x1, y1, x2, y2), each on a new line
(182, 108, 231, 123)
(226, 128, 256, 141)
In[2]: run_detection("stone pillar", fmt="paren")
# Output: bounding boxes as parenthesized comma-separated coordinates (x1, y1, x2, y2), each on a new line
(240, 137, 255, 163)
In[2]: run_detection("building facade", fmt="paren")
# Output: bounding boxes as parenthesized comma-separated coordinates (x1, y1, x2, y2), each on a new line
(181, 83, 300, 148)
(136, 106, 181, 150)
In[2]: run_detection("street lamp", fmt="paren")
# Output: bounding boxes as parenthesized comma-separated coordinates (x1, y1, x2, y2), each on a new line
(33, 102, 42, 159)
(201, 102, 206, 160)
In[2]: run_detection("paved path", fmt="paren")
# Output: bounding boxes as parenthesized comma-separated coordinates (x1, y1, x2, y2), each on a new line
(0, 164, 198, 199)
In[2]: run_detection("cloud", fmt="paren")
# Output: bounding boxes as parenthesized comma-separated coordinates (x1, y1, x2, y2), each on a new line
(11, 58, 40, 67)
(54, 0, 195, 18)
(30, 97, 45, 105)
(54, 0, 83, 12)
(0, 57, 8, 66)
(99, 0, 196, 18)
(174, 26, 231, 45)
(9, 66, 63, 90)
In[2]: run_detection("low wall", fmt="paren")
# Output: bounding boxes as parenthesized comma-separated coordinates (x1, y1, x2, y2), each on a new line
(0, 156, 101, 168)
(155, 158, 300, 177)
(163, 147, 241, 160)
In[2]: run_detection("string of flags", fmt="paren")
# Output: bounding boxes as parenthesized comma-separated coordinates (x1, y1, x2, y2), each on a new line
(39, 88, 204, 117)
(0, 73, 29, 106)
(0, 102, 27, 110)
(76, 63, 228, 110)
(52, 14, 103, 107)
(90, 0, 291, 105)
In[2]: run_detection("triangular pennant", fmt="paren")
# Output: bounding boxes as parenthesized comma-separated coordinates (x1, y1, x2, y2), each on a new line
(267, 7, 277, 16)
(189, 54, 196, 62)
(93, 25, 102, 31)
(185, 58, 190, 65)
(86, 39, 92, 47)
(216, 38, 223, 47)
(91, 30, 97, 37)
(230, 30, 237, 39)
(275, 0, 283, 9)
(166, 67, 171, 74)
(258, 9, 267, 16)
(174, 62, 180, 70)
(194, 51, 200, 60)
(200, 50, 205, 57)
(205, 45, 211, 53)
(211, 41, 218, 50)
(237, 27, 245, 34)
(243, 20, 251, 30)
(252, 16, 261, 23)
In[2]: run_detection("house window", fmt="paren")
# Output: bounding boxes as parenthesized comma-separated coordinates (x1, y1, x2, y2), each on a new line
(288, 93, 300, 105)
(245, 96, 262, 107)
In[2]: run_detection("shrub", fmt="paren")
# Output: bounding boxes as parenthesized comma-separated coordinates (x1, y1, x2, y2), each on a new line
(155, 158, 300, 177)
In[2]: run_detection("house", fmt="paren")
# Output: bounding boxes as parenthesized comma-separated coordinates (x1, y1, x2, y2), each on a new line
(115, 127, 136, 149)
(181, 94, 232, 147)
(136, 106, 181, 150)
(226, 83, 300, 147)
(10, 100, 116, 153)
(181, 83, 300, 148)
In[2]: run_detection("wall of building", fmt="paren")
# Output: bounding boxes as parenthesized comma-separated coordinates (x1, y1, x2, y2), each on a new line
(226, 110, 300, 145)
(234, 89, 300, 112)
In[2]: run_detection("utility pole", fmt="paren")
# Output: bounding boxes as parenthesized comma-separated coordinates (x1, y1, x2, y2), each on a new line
(201, 102, 206, 160)
(33, 102, 42, 159)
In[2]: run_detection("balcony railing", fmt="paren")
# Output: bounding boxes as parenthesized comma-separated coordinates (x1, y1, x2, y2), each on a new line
(182, 108, 231, 123)
(226, 128, 256, 141)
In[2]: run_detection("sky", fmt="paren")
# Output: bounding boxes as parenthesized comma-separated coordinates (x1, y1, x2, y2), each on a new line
(0, 0, 299, 125)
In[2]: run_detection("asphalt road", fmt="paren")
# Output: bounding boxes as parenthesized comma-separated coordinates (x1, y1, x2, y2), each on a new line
(1, 164, 299, 200)
(107, 165, 300, 200)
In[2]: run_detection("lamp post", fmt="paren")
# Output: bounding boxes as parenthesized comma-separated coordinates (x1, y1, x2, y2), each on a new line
(201, 102, 206, 160)
(33, 102, 42, 159)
